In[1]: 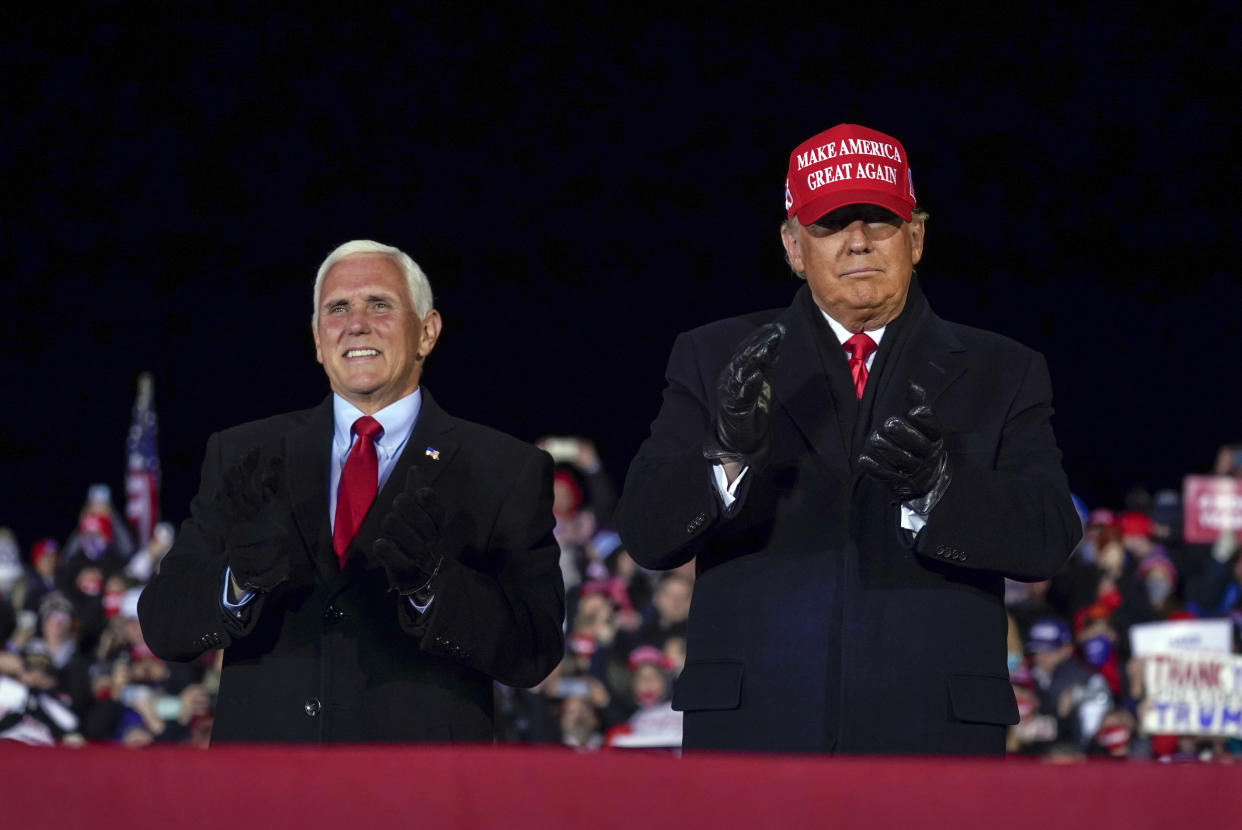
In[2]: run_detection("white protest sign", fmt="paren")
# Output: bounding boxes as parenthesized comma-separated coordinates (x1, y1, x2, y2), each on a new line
(1129, 619, 1233, 657)
(1142, 651, 1242, 737)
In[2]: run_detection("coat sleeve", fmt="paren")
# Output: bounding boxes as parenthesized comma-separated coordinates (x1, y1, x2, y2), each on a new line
(616, 332, 738, 571)
(137, 432, 265, 662)
(913, 350, 1082, 581)
(402, 449, 565, 688)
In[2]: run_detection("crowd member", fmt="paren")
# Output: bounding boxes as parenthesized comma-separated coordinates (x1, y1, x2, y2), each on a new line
(1007, 665, 1056, 755)
(600, 534, 656, 617)
(0, 529, 21, 607)
(1088, 708, 1138, 759)
(1026, 617, 1112, 748)
(57, 512, 128, 648)
(605, 645, 683, 749)
(1213, 443, 1242, 478)
(541, 436, 619, 593)
(1188, 536, 1242, 631)
(559, 694, 604, 750)
(0, 530, 19, 649)
(18, 539, 60, 617)
(24, 593, 78, 675)
(124, 521, 174, 583)
(539, 436, 618, 530)
(551, 464, 594, 591)
(1074, 602, 1122, 697)
(616, 122, 1081, 755)
(59, 484, 136, 563)
(0, 651, 81, 745)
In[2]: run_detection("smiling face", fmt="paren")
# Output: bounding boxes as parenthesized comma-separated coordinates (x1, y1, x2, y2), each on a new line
(312, 253, 441, 414)
(781, 204, 925, 332)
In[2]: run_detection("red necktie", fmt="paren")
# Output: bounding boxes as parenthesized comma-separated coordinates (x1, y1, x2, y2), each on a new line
(844, 332, 877, 400)
(332, 416, 383, 566)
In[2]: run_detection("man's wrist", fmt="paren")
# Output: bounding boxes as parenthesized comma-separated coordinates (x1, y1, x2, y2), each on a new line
(406, 555, 442, 601)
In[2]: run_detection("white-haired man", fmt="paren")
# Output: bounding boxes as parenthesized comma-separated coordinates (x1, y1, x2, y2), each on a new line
(139, 240, 564, 743)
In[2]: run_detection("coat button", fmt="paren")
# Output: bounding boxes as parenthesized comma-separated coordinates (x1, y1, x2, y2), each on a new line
(304, 697, 321, 717)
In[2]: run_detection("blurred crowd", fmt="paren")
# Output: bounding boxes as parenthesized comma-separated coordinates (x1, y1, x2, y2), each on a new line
(0, 485, 209, 747)
(4, 439, 1242, 760)
(1003, 443, 1242, 762)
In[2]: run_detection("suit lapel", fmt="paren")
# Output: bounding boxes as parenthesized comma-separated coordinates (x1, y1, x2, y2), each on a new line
(871, 304, 967, 428)
(285, 396, 337, 583)
(770, 290, 852, 481)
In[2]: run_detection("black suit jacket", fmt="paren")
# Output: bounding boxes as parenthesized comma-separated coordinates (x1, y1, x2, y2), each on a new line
(616, 282, 1080, 755)
(138, 388, 564, 743)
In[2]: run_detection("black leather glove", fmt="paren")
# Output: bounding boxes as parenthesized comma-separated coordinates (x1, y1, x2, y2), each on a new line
(216, 448, 290, 592)
(374, 467, 445, 601)
(857, 382, 953, 514)
(703, 322, 787, 461)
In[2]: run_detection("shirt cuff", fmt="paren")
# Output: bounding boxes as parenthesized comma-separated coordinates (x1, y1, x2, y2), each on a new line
(221, 567, 256, 618)
(711, 463, 749, 508)
(900, 504, 928, 534)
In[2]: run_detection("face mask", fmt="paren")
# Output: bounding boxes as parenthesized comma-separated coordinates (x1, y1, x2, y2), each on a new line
(76, 570, 103, 596)
(635, 688, 665, 708)
(1146, 574, 1172, 607)
(1081, 635, 1113, 667)
(1007, 652, 1023, 675)
(1096, 723, 1131, 755)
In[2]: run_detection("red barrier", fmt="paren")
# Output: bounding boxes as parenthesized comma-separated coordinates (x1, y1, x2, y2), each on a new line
(2, 744, 1236, 829)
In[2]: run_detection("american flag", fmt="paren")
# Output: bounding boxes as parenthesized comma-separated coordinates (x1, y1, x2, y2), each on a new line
(125, 372, 160, 547)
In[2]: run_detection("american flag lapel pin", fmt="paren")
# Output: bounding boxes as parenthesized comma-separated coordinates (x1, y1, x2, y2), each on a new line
(425, 446, 440, 461)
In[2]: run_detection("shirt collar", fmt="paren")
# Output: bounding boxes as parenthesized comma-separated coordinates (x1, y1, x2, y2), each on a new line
(821, 310, 886, 349)
(331, 389, 422, 453)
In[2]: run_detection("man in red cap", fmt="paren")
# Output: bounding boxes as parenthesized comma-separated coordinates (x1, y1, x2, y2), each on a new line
(616, 124, 1080, 755)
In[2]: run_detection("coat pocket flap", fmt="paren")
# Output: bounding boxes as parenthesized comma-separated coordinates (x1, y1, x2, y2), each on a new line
(948, 674, 1019, 725)
(672, 659, 744, 712)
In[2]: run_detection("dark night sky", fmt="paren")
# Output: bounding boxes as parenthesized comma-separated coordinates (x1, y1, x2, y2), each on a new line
(3, 6, 1239, 549)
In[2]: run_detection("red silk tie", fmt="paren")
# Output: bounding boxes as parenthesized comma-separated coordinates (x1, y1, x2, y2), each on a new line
(332, 416, 383, 566)
(844, 332, 877, 400)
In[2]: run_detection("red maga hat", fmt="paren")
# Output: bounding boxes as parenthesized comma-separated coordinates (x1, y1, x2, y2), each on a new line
(785, 123, 917, 223)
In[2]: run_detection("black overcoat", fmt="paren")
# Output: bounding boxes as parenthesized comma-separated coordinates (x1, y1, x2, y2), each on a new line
(616, 282, 1080, 755)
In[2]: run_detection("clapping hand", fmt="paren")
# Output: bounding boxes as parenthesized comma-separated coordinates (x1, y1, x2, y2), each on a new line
(217, 447, 290, 592)
(857, 382, 952, 514)
(703, 322, 786, 461)
(373, 466, 444, 602)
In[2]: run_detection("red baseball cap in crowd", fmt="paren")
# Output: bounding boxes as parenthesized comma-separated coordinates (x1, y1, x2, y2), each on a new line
(784, 123, 917, 223)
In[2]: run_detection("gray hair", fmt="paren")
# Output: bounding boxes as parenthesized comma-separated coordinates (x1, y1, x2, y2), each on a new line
(312, 240, 434, 326)
(781, 208, 929, 279)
